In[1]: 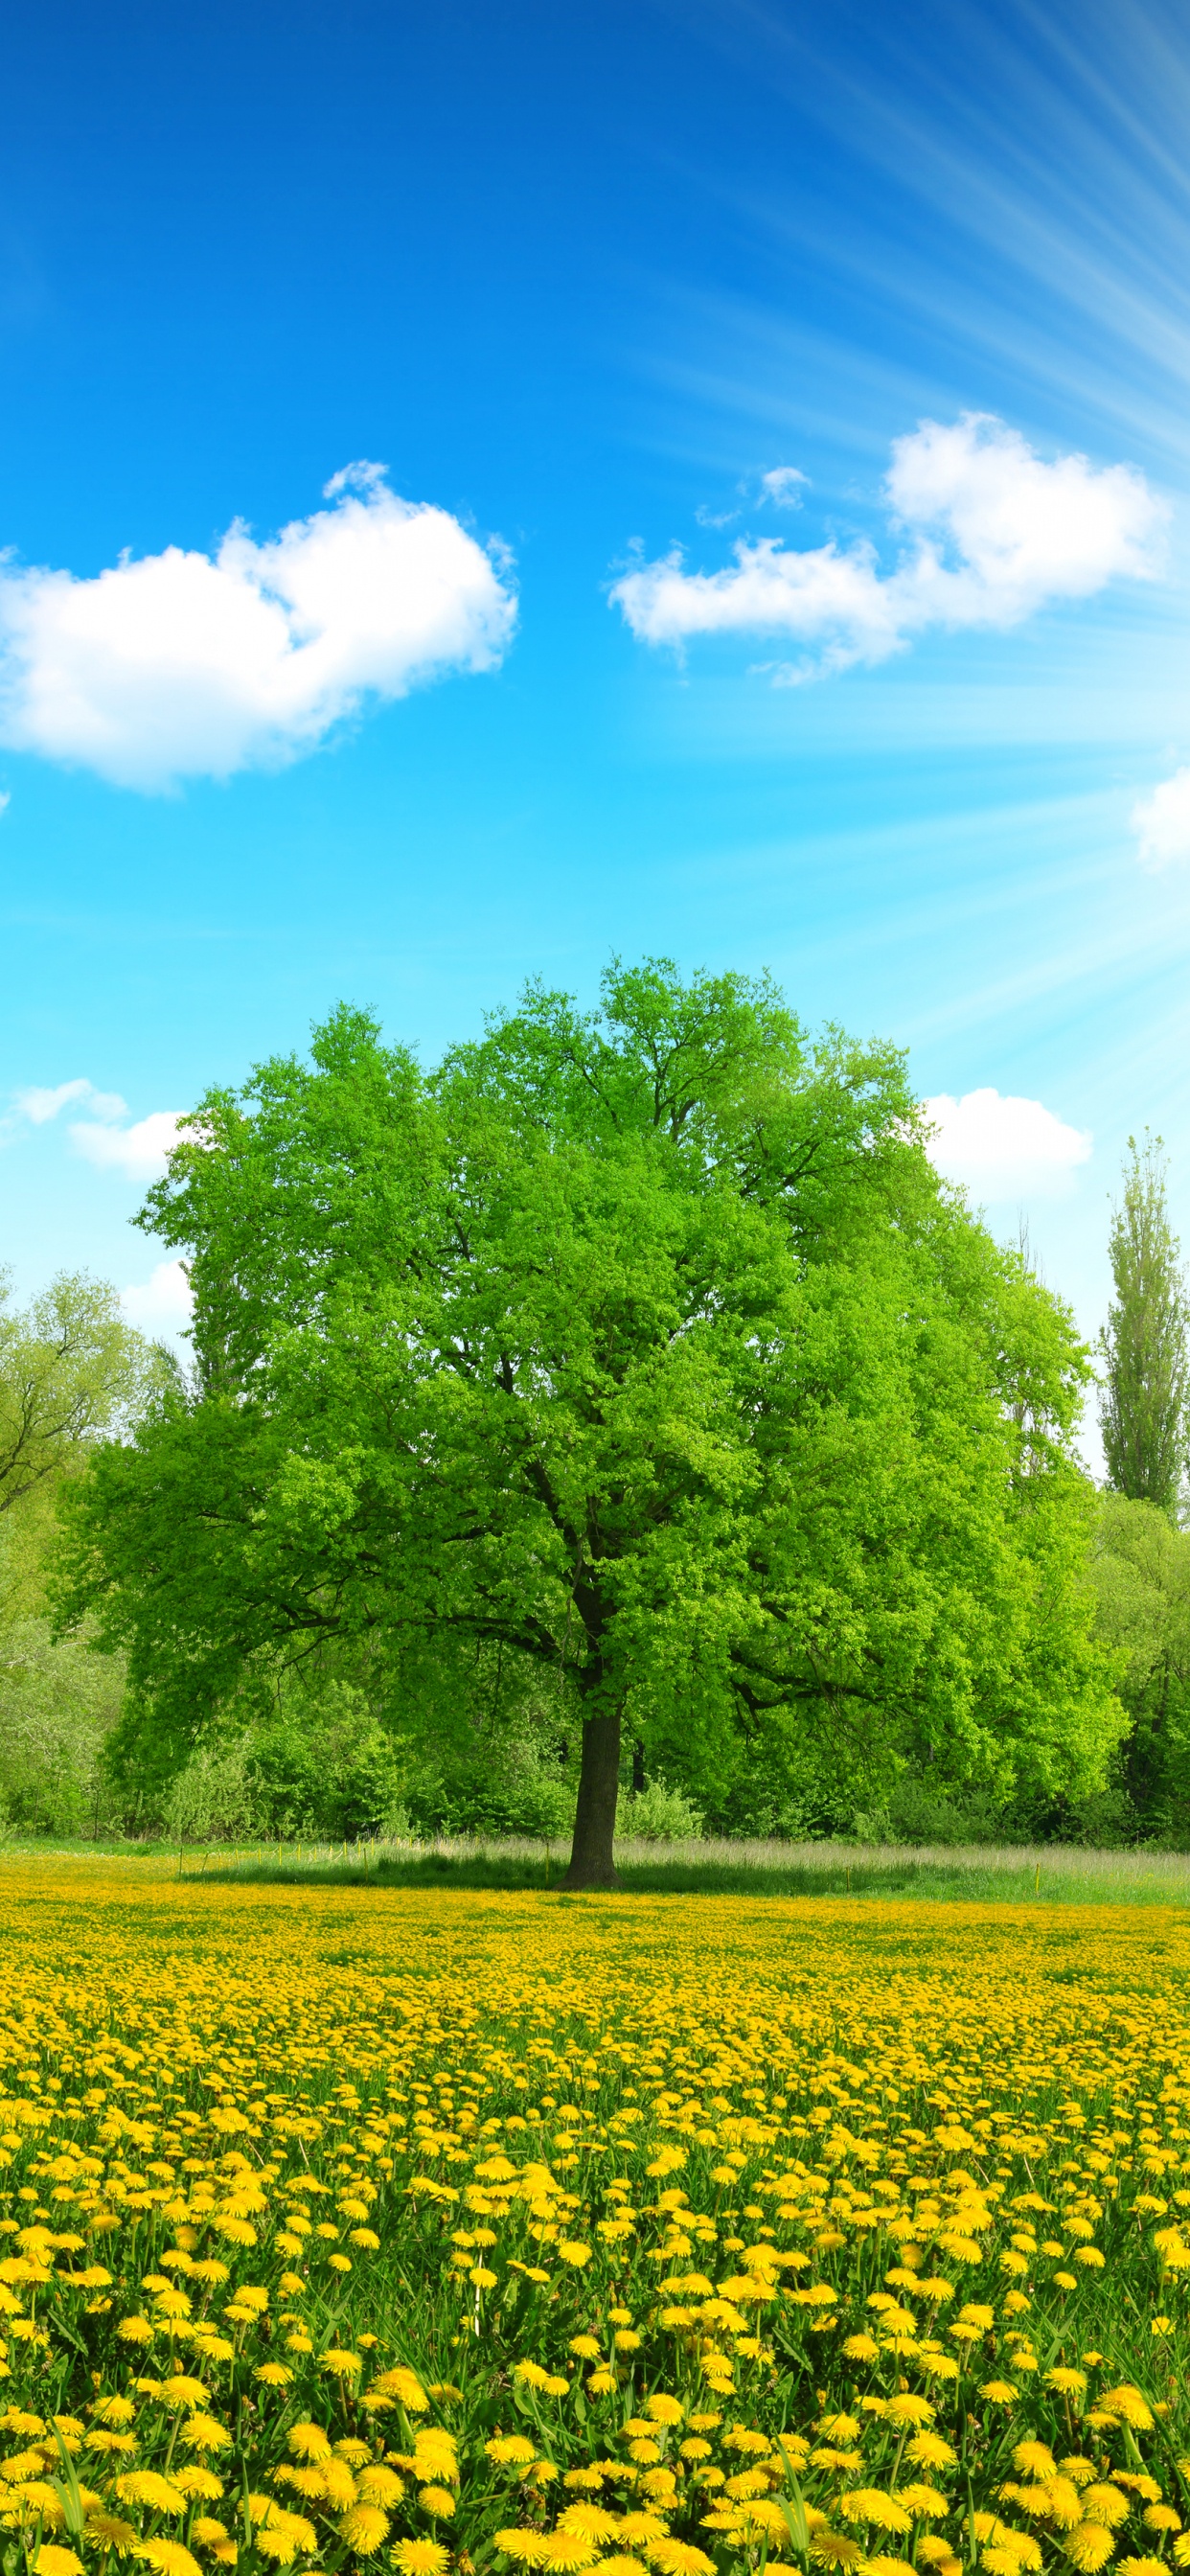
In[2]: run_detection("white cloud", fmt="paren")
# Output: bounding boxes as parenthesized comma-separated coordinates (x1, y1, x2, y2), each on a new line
(121, 1258, 194, 1346)
(1132, 766, 1190, 868)
(611, 413, 1164, 676)
(71, 1110, 185, 1180)
(0, 462, 517, 791)
(759, 467, 807, 508)
(13, 1076, 127, 1126)
(925, 1087, 1092, 1201)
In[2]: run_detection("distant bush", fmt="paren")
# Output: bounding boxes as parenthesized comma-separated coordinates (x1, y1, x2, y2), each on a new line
(615, 1775, 704, 1842)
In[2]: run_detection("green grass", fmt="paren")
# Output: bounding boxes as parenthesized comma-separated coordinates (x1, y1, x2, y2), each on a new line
(170, 1831, 1190, 1902)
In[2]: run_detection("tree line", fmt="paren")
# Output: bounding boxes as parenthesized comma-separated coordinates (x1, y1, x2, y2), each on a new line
(4, 960, 1190, 1881)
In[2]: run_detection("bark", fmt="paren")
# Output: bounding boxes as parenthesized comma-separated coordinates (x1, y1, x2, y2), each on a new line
(560, 1700, 622, 1887)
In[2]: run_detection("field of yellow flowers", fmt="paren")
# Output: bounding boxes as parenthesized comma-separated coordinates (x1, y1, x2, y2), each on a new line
(1, 1864, 1189, 2576)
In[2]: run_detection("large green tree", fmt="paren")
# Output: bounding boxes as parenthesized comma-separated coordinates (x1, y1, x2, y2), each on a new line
(1099, 1136, 1190, 1515)
(57, 960, 1122, 1883)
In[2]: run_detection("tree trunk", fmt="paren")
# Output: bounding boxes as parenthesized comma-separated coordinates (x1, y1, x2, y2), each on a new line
(560, 1701, 622, 1888)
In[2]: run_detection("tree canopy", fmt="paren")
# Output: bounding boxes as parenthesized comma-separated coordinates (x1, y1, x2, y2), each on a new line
(57, 958, 1122, 1882)
(0, 1269, 162, 1516)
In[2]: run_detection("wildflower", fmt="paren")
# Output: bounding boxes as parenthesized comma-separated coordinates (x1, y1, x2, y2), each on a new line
(538, 2540, 602, 2571)
(907, 2436, 957, 2471)
(896, 2486, 949, 2520)
(418, 2487, 456, 2518)
(137, 2546, 203, 2576)
(1099, 2390, 1155, 2431)
(392, 2548, 449, 2576)
(177, 2418, 231, 2453)
(85, 2516, 141, 2553)
(114, 2473, 188, 2516)
(557, 2506, 622, 2540)
(286, 2424, 332, 2462)
(840, 2494, 913, 2535)
(31, 2555, 83, 2576)
(1014, 2447, 1057, 2480)
(486, 2436, 538, 2466)
(172, 2468, 224, 2501)
(339, 2505, 391, 2553)
(1064, 2533, 1115, 2574)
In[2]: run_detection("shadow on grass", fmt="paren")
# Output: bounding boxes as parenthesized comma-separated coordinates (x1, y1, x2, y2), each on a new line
(180, 1850, 1174, 1902)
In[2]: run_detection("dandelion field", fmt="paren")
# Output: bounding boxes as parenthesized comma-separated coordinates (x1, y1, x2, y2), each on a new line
(3, 1868, 1190, 2576)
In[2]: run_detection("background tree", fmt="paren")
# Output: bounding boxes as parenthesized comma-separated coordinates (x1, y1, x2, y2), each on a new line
(0, 1272, 165, 1839)
(0, 1271, 165, 1515)
(1087, 1492, 1190, 1843)
(57, 960, 1123, 1885)
(1099, 1136, 1190, 1516)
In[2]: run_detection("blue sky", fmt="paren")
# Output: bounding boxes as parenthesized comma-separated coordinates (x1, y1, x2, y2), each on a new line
(5, 0, 1190, 1451)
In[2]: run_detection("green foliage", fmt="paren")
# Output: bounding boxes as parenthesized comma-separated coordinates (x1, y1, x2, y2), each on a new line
(0, 1268, 168, 1514)
(1099, 1134, 1190, 1513)
(1087, 1488, 1190, 1840)
(614, 1772, 704, 1841)
(56, 957, 1124, 1874)
(0, 1613, 125, 1834)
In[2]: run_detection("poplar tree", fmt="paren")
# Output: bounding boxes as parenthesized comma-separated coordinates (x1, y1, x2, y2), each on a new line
(1099, 1136, 1189, 1517)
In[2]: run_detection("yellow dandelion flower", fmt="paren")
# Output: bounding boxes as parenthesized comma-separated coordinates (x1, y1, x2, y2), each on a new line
(492, 2534, 550, 2567)
(488, 2438, 538, 2466)
(253, 2510, 318, 2564)
(286, 2423, 332, 2462)
(1083, 2495, 1133, 2532)
(1014, 2448, 1057, 2480)
(558, 2507, 623, 2541)
(136, 2544, 203, 2576)
(840, 2493, 913, 2535)
(370, 2368, 428, 2412)
(536, 2537, 600, 2571)
(85, 2516, 141, 2554)
(178, 2418, 231, 2455)
(172, 2468, 224, 2501)
(896, 2486, 950, 2520)
(418, 2487, 456, 2518)
(1064, 2532, 1116, 2575)
(1099, 2391, 1155, 2432)
(31, 2553, 83, 2576)
(339, 2505, 391, 2554)
(646, 2397, 685, 2426)
(114, 2473, 188, 2517)
(357, 2468, 405, 2506)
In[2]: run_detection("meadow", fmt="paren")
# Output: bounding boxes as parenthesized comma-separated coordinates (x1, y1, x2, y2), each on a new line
(1, 1862, 1188, 2576)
